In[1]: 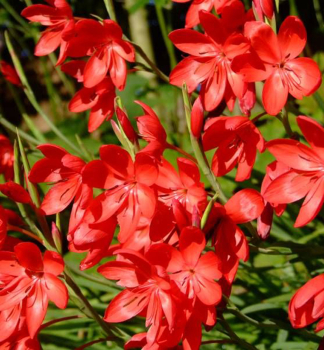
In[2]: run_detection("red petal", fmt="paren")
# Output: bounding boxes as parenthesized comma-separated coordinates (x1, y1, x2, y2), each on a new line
(267, 139, 323, 171)
(34, 28, 62, 56)
(104, 289, 149, 323)
(69, 87, 99, 113)
(134, 154, 158, 186)
(43, 251, 64, 275)
(0, 181, 31, 204)
(246, 21, 281, 64)
(136, 183, 157, 218)
(225, 189, 264, 223)
(26, 282, 48, 338)
(262, 69, 288, 115)
(278, 16, 306, 60)
(179, 226, 205, 267)
(264, 171, 314, 204)
(40, 176, 80, 215)
(196, 251, 222, 280)
(83, 50, 109, 88)
(178, 158, 200, 188)
(199, 10, 226, 46)
(295, 176, 324, 227)
(297, 116, 324, 159)
(169, 56, 209, 92)
(43, 273, 68, 309)
(15, 242, 43, 272)
(169, 29, 216, 57)
(100, 145, 134, 179)
(285, 58, 322, 99)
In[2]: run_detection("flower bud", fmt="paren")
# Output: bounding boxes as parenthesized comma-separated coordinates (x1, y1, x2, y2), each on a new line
(191, 97, 204, 138)
(52, 222, 62, 254)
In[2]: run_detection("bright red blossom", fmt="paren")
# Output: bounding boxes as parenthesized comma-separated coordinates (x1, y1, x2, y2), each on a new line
(21, 0, 75, 65)
(169, 10, 250, 112)
(264, 116, 324, 227)
(0, 242, 68, 340)
(232, 16, 322, 115)
(66, 19, 135, 90)
(0, 61, 21, 86)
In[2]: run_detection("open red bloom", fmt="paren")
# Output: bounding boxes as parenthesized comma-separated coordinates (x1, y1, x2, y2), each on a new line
(0, 242, 68, 340)
(203, 116, 265, 181)
(232, 17, 322, 115)
(29, 144, 91, 232)
(99, 248, 177, 347)
(264, 116, 324, 227)
(62, 60, 116, 132)
(0, 135, 14, 181)
(172, 0, 237, 28)
(169, 10, 250, 111)
(82, 145, 158, 243)
(156, 158, 207, 214)
(289, 274, 324, 332)
(21, 0, 75, 65)
(66, 19, 135, 90)
(0, 61, 21, 86)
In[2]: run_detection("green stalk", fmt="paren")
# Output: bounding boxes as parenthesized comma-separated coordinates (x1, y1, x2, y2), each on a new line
(182, 83, 226, 203)
(40, 57, 61, 122)
(13, 140, 47, 244)
(103, 0, 117, 21)
(201, 193, 218, 230)
(0, 113, 40, 146)
(16, 131, 53, 246)
(48, 53, 75, 96)
(155, 4, 177, 69)
(5, 31, 83, 156)
(7, 83, 46, 143)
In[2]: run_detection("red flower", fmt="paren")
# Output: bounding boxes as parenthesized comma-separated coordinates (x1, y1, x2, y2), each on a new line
(29, 144, 92, 232)
(66, 19, 135, 90)
(232, 17, 322, 115)
(0, 242, 68, 339)
(0, 181, 31, 204)
(289, 274, 324, 332)
(264, 116, 324, 227)
(98, 248, 177, 347)
(203, 116, 265, 181)
(0, 135, 14, 181)
(172, 0, 237, 28)
(169, 10, 250, 111)
(0, 61, 21, 86)
(82, 145, 158, 243)
(164, 226, 222, 306)
(62, 60, 116, 132)
(21, 0, 75, 65)
(156, 158, 207, 214)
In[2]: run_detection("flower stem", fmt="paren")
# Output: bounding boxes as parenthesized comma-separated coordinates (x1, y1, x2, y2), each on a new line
(154, 4, 177, 69)
(40, 315, 82, 330)
(103, 0, 117, 21)
(166, 143, 197, 163)
(4, 31, 83, 157)
(181, 83, 227, 203)
(7, 224, 44, 244)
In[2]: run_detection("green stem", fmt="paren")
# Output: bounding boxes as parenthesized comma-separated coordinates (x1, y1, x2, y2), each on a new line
(103, 0, 117, 21)
(0, 113, 40, 146)
(182, 83, 226, 203)
(219, 316, 258, 350)
(5, 31, 83, 156)
(155, 4, 177, 69)
(129, 40, 169, 83)
(7, 83, 46, 143)
(201, 193, 218, 230)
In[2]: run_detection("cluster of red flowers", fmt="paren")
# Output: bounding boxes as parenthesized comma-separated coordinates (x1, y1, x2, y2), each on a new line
(0, 0, 323, 348)
(21, 0, 135, 132)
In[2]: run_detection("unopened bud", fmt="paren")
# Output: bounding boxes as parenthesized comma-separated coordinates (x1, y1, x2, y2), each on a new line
(52, 222, 62, 254)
